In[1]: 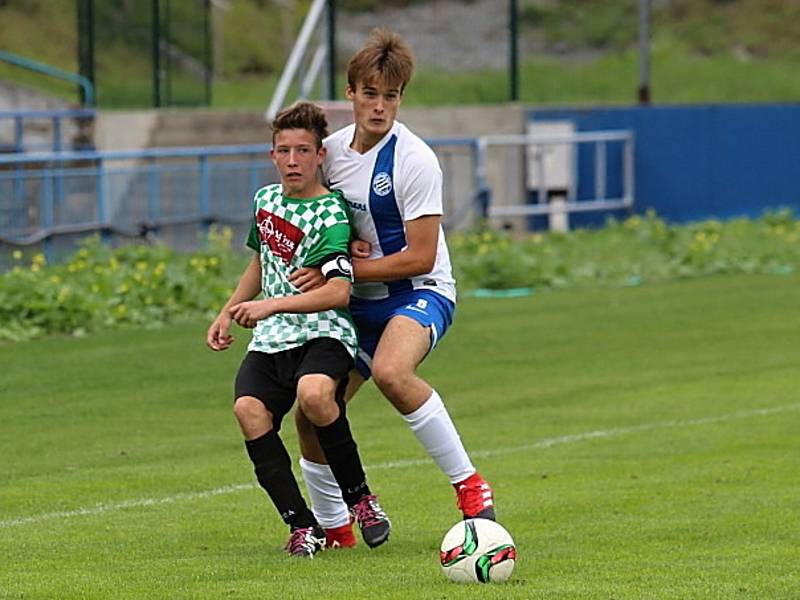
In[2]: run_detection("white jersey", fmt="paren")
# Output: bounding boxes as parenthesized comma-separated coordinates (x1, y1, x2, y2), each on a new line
(323, 121, 456, 302)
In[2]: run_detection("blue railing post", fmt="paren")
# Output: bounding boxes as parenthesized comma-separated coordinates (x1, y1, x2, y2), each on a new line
(13, 166, 25, 225)
(52, 116, 62, 152)
(198, 155, 211, 242)
(96, 158, 109, 244)
(147, 158, 160, 234)
(474, 138, 491, 219)
(13, 116, 23, 152)
(43, 167, 55, 263)
(53, 164, 64, 235)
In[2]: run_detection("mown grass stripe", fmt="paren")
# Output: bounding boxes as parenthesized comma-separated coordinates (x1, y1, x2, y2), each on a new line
(3, 402, 796, 530)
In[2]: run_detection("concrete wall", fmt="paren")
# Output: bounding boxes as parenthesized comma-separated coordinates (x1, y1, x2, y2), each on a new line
(93, 109, 269, 151)
(93, 104, 526, 148)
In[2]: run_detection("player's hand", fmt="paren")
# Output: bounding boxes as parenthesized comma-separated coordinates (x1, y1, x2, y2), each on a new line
(350, 239, 371, 259)
(206, 313, 234, 351)
(229, 299, 276, 329)
(290, 267, 325, 292)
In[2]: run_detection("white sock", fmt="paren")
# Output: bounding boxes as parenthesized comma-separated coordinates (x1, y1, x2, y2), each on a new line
(299, 457, 351, 529)
(402, 390, 475, 484)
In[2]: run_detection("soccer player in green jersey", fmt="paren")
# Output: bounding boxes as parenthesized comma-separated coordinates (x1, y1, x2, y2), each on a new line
(206, 102, 390, 557)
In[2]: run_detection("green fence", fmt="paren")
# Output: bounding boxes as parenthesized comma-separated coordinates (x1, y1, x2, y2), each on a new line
(77, 0, 212, 108)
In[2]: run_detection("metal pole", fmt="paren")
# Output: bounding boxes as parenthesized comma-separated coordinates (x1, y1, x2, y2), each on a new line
(638, 0, 651, 104)
(204, 0, 213, 106)
(152, 0, 161, 108)
(164, 0, 172, 105)
(509, 0, 519, 101)
(266, 0, 327, 120)
(77, 0, 96, 106)
(326, 0, 337, 100)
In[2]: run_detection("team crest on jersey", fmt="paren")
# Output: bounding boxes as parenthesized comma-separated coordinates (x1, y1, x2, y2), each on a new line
(256, 209, 304, 263)
(372, 171, 393, 197)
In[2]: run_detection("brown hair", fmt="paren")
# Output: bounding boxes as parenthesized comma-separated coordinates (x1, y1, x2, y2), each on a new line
(271, 101, 329, 148)
(346, 28, 415, 92)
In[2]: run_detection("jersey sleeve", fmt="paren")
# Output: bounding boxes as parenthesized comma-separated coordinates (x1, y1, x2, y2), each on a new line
(398, 148, 444, 221)
(245, 220, 260, 252)
(304, 197, 353, 280)
(305, 223, 352, 280)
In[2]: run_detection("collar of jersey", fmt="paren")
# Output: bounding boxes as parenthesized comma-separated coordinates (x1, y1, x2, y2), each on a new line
(346, 121, 400, 157)
(278, 187, 341, 203)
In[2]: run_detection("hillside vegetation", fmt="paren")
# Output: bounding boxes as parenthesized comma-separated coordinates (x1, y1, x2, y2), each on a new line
(0, 0, 798, 107)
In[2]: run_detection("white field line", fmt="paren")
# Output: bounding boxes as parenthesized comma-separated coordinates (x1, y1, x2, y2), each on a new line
(1, 403, 797, 530)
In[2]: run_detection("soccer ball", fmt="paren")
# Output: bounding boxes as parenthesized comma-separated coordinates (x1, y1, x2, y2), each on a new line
(439, 518, 516, 583)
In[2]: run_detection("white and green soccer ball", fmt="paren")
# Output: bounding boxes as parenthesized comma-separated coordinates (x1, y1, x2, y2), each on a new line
(439, 518, 516, 584)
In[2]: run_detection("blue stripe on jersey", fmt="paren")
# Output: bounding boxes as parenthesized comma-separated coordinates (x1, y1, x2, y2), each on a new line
(370, 134, 413, 294)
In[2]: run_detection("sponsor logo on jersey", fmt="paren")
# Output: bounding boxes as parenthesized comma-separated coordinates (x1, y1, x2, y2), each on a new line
(372, 171, 393, 197)
(345, 199, 368, 212)
(256, 209, 305, 263)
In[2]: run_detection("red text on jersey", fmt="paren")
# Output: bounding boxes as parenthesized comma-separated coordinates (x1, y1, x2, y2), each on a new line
(256, 209, 305, 263)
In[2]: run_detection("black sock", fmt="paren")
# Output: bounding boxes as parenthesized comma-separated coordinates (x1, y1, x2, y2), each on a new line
(244, 431, 316, 530)
(315, 408, 370, 507)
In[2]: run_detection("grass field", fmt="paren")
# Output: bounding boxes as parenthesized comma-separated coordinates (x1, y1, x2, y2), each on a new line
(1, 273, 799, 599)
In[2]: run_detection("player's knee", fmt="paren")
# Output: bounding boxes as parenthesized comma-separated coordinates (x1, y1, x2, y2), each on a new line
(371, 359, 409, 397)
(233, 396, 270, 430)
(297, 379, 337, 425)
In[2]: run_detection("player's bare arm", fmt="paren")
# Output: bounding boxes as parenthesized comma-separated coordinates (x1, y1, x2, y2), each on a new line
(229, 277, 351, 329)
(206, 254, 261, 351)
(352, 215, 439, 282)
(290, 216, 438, 288)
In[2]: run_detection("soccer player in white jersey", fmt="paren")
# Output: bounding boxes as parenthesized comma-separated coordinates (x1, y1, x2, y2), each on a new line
(290, 29, 496, 549)
(206, 102, 390, 557)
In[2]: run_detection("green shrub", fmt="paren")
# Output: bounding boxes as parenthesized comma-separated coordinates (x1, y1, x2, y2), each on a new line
(449, 209, 799, 291)
(3, 212, 798, 342)
(0, 227, 247, 342)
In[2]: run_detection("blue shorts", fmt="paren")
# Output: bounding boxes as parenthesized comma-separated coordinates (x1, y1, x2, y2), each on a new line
(349, 289, 455, 379)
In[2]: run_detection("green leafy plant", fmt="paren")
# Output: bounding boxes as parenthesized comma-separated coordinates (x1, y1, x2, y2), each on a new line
(3, 212, 798, 342)
(449, 209, 799, 291)
(0, 226, 247, 342)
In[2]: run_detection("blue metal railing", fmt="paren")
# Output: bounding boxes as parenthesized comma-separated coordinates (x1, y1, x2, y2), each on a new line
(0, 109, 96, 153)
(0, 130, 635, 267)
(0, 139, 482, 261)
(0, 144, 275, 262)
(0, 50, 95, 106)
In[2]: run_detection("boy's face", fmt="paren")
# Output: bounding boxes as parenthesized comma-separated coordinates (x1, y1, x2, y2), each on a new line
(270, 128, 325, 198)
(346, 77, 403, 140)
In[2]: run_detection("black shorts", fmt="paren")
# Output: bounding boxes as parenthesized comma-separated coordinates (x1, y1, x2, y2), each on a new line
(234, 337, 354, 431)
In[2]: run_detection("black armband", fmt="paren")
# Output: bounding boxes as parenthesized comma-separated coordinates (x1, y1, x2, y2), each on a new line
(319, 253, 353, 281)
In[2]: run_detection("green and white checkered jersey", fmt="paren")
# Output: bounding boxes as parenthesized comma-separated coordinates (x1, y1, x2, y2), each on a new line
(244, 183, 358, 357)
